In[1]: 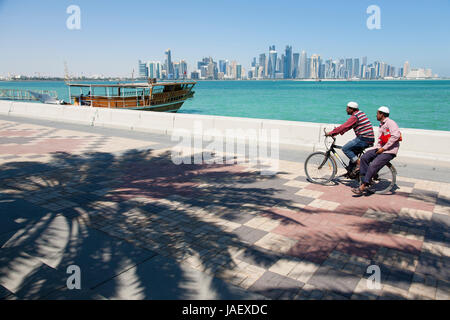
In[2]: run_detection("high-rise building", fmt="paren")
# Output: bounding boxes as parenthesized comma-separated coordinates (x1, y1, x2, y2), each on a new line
(279, 55, 284, 75)
(258, 54, 266, 76)
(403, 61, 410, 77)
(345, 58, 353, 79)
(138, 60, 148, 78)
(380, 62, 387, 78)
(268, 46, 277, 79)
(306, 58, 311, 79)
(180, 60, 188, 79)
(299, 50, 307, 79)
(219, 60, 227, 74)
(147, 61, 161, 79)
(284, 45, 292, 79)
(310, 54, 320, 79)
(292, 53, 300, 78)
(165, 49, 174, 79)
(236, 64, 242, 79)
(353, 58, 360, 78)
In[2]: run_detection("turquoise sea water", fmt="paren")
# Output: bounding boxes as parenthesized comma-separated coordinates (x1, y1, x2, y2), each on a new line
(1, 80, 449, 131)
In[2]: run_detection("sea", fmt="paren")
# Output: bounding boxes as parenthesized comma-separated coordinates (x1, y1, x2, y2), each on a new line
(1, 80, 449, 131)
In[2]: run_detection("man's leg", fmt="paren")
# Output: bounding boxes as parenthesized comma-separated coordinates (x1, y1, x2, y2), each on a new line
(343, 138, 367, 171)
(359, 149, 377, 180)
(342, 139, 359, 169)
(362, 153, 395, 185)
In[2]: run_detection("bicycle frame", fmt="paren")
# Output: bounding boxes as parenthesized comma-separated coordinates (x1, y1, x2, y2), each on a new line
(319, 136, 350, 171)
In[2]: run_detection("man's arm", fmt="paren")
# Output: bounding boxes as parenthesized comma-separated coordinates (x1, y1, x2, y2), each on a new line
(327, 116, 357, 136)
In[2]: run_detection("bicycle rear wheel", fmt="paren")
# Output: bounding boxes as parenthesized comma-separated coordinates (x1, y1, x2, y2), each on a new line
(369, 163, 397, 194)
(305, 152, 337, 185)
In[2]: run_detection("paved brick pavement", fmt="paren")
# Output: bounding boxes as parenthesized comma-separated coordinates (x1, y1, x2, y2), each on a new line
(0, 118, 449, 300)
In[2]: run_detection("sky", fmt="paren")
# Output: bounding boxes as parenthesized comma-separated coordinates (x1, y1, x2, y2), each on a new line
(0, 0, 449, 77)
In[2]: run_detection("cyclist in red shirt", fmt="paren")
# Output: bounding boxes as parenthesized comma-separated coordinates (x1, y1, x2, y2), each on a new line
(325, 102, 375, 175)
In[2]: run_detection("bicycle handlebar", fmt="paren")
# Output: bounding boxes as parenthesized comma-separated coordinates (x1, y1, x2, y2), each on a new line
(323, 128, 336, 150)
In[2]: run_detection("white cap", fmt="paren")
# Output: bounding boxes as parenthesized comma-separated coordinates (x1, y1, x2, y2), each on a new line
(378, 106, 390, 114)
(347, 101, 359, 109)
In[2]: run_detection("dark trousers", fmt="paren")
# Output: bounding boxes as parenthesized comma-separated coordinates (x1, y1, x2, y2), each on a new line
(360, 149, 395, 184)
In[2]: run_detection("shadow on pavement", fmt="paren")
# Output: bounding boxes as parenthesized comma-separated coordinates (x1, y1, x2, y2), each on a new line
(0, 148, 445, 300)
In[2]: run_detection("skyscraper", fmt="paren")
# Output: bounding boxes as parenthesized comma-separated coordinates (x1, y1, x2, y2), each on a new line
(219, 60, 227, 74)
(147, 61, 161, 79)
(292, 53, 300, 78)
(345, 58, 353, 79)
(299, 50, 307, 79)
(353, 58, 360, 78)
(306, 58, 311, 79)
(403, 61, 410, 77)
(165, 49, 174, 79)
(236, 64, 242, 79)
(268, 46, 277, 79)
(284, 45, 292, 79)
(138, 60, 148, 78)
(310, 54, 320, 79)
(259, 53, 266, 76)
(180, 60, 188, 79)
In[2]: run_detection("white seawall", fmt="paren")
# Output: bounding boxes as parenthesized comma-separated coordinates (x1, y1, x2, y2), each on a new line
(1, 101, 449, 164)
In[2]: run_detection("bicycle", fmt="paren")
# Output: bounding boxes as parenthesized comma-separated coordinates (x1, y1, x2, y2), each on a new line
(304, 129, 397, 194)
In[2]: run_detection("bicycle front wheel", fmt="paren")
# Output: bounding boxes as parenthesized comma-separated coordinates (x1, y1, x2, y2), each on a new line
(305, 152, 337, 185)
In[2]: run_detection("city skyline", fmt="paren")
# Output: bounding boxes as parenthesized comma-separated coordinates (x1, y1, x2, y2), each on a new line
(130, 46, 435, 82)
(0, 0, 449, 77)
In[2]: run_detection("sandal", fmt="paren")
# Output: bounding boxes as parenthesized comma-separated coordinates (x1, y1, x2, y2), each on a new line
(351, 187, 364, 195)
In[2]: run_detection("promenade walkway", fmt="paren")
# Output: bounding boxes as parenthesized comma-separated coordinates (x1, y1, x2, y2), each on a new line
(0, 115, 449, 300)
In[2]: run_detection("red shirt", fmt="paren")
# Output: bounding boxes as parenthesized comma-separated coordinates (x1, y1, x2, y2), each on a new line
(329, 112, 358, 136)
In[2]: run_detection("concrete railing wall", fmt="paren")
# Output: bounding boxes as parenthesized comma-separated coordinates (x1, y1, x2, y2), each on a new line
(1, 101, 449, 163)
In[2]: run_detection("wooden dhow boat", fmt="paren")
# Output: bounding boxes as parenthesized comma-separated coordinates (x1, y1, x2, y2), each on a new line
(67, 79, 196, 112)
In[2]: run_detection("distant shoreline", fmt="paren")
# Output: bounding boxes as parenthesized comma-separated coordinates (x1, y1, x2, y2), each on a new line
(0, 78, 448, 82)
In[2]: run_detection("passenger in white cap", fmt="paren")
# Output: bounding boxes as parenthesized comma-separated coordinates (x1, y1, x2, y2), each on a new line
(353, 106, 402, 195)
(326, 101, 375, 176)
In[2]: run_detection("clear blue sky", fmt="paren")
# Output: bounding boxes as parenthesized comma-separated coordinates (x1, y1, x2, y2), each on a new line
(0, 0, 449, 77)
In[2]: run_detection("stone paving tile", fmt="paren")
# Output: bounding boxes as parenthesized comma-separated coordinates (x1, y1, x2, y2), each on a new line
(0, 284, 14, 299)
(235, 246, 281, 270)
(378, 284, 410, 300)
(414, 252, 450, 283)
(254, 233, 298, 255)
(362, 209, 397, 223)
(407, 273, 438, 300)
(286, 260, 320, 284)
(388, 224, 425, 242)
(421, 242, 450, 259)
(248, 271, 304, 300)
(373, 247, 419, 272)
(307, 265, 361, 298)
(307, 199, 340, 211)
(377, 263, 414, 292)
(243, 216, 281, 232)
(435, 280, 450, 300)
(351, 278, 382, 300)
(0, 248, 66, 299)
(408, 189, 438, 204)
(294, 283, 325, 300)
(220, 211, 255, 225)
(268, 257, 303, 277)
(295, 189, 324, 199)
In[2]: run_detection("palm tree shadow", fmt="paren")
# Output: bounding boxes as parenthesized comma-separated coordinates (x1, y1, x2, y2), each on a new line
(0, 149, 446, 300)
(0, 148, 315, 300)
